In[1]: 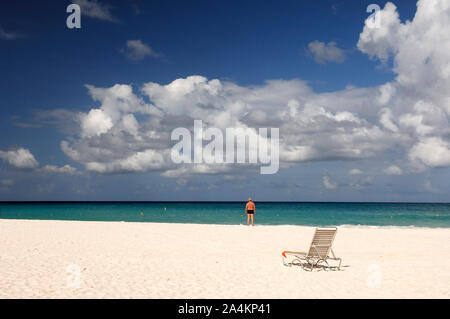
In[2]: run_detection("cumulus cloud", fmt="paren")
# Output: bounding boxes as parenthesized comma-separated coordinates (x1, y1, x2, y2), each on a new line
(323, 176, 337, 190)
(41, 165, 77, 175)
(0, 147, 77, 175)
(307, 40, 346, 64)
(409, 137, 450, 167)
(358, 0, 450, 166)
(349, 168, 363, 175)
(73, 0, 118, 22)
(122, 40, 162, 61)
(0, 148, 39, 169)
(357, 2, 403, 62)
(383, 165, 403, 175)
(379, 107, 399, 132)
(85, 149, 168, 174)
(61, 75, 402, 175)
(80, 109, 113, 138)
(56, 0, 450, 178)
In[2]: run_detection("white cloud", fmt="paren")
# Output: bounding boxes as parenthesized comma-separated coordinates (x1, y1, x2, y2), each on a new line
(358, 0, 450, 168)
(73, 0, 118, 22)
(357, 2, 403, 62)
(161, 164, 232, 178)
(409, 137, 450, 168)
(307, 40, 346, 64)
(57, 0, 450, 177)
(0, 147, 77, 175)
(349, 168, 363, 175)
(379, 107, 399, 132)
(62, 76, 403, 175)
(323, 176, 337, 190)
(0, 148, 39, 169)
(121, 114, 140, 137)
(123, 40, 162, 61)
(383, 165, 403, 175)
(41, 165, 77, 175)
(85, 149, 168, 174)
(80, 109, 113, 138)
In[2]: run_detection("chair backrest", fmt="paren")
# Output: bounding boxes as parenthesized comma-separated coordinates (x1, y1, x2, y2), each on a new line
(307, 227, 337, 259)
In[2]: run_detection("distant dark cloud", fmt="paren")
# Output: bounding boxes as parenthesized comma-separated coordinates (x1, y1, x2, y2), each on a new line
(122, 40, 163, 62)
(12, 109, 80, 135)
(307, 40, 346, 64)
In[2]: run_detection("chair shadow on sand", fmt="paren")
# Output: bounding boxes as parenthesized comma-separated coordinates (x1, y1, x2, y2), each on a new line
(283, 258, 350, 272)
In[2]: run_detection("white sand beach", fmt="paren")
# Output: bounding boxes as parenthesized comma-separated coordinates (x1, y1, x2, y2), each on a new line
(0, 219, 449, 298)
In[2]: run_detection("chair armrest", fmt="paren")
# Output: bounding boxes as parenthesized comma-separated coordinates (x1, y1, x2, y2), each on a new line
(282, 251, 306, 258)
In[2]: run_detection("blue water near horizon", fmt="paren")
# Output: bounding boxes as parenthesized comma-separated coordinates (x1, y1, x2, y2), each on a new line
(1, 202, 450, 228)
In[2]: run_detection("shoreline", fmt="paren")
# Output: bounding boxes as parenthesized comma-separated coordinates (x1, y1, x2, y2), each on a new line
(1, 218, 450, 230)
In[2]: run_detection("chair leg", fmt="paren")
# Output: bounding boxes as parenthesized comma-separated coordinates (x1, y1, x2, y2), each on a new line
(308, 259, 316, 272)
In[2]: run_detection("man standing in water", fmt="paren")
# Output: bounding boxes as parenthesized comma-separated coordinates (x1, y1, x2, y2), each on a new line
(245, 197, 256, 226)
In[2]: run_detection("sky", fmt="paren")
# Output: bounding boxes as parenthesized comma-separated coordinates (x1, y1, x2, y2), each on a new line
(0, 0, 449, 201)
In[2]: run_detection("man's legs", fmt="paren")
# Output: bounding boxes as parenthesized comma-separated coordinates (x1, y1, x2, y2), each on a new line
(247, 214, 250, 226)
(251, 214, 254, 226)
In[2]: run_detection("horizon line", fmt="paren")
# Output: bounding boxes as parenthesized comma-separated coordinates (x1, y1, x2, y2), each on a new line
(1, 201, 450, 204)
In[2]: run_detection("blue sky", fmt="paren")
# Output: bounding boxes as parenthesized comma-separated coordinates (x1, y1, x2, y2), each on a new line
(0, 0, 449, 201)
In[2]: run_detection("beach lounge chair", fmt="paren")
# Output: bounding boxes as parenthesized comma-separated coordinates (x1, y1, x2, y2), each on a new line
(282, 227, 342, 271)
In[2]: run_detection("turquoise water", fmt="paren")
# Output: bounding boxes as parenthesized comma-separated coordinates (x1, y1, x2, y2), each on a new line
(1, 202, 449, 228)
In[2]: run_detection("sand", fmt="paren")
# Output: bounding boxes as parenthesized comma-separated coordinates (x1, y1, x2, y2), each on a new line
(0, 219, 449, 298)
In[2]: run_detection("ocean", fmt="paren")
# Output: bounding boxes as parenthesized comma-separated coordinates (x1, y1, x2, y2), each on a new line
(1, 202, 449, 228)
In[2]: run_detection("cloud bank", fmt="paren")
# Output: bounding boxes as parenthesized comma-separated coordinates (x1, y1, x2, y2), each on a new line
(54, 0, 449, 179)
